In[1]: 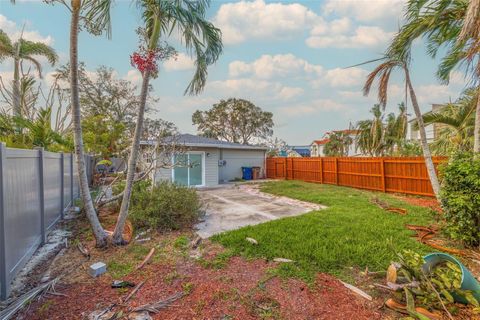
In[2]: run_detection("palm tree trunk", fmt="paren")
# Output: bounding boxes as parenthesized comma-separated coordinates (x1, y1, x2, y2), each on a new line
(112, 69, 151, 244)
(70, 0, 108, 247)
(13, 57, 21, 118)
(473, 89, 480, 154)
(405, 69, 441, 200)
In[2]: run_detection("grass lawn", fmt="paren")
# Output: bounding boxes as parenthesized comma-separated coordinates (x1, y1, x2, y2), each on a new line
(212, 180, 437, 281)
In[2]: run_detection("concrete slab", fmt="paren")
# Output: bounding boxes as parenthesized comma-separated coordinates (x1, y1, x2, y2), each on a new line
(195, 184, 325, 238)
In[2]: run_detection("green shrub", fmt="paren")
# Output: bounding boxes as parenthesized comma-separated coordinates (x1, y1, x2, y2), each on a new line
(440, 153, 480, 247)
(129, 180, 201, 231)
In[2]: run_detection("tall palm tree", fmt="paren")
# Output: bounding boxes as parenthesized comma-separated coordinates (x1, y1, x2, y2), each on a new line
(70, 0, 109, 247)
(389, 0, 480, 153)
(362, 54, 441, 199)
(112, 0, 222, 244)
(0, 30, 58, 117)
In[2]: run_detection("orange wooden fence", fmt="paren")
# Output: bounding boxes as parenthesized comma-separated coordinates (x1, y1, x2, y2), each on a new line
(266, 157, 447, 197)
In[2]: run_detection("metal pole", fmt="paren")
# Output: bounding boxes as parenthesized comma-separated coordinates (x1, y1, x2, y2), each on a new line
(60, 152, 64, 219)
(0, 143, 8, 300)
(35, 147, 46, 245)
(70, 153, 74, 207)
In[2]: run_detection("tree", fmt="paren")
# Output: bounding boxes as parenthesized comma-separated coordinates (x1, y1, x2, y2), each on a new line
(263, 137, 287, 157)
(323, 131, 352, 157)
(362, 53, 441, 199)
(82, 114, 128, 158)
(356, 103, 407, 156)
(412, 88, 477, 155)
(142, 118, 178, 140)
(192, 98, 274, 145)
(112, 0, 223, 245)
(389, 0, 480, 153)
(69, 0, 109, 246)
(0, 30, 58, 117)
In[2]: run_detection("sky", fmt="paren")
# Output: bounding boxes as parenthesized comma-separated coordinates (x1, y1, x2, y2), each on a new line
(0, 0, 470, 145)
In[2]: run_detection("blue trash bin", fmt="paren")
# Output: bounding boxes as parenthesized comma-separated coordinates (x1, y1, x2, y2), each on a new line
(242, 167, 253, 180)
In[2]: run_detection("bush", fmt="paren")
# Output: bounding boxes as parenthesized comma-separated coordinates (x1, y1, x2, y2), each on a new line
(129, 180, 201, 231)
(440, 153, 480, 247)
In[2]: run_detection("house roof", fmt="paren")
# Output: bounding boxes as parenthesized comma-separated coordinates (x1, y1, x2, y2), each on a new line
(311, 138, 330, 145)
(140, 134, 268, 150)
(331, 129, 360, 135)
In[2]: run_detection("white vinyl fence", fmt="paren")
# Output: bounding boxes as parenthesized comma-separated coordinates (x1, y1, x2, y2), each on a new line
(0, 143, 94, 300)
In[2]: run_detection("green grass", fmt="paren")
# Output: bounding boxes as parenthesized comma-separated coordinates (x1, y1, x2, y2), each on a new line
(212, 181, 436, 281)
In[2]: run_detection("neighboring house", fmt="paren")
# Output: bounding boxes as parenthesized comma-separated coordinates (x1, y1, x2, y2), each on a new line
(310, 129, 363, 156)
(140, 134, 267, 187)
(310, 138, 330, 157)
(289, 145, 311, 157)
(408, 104, 444, 143)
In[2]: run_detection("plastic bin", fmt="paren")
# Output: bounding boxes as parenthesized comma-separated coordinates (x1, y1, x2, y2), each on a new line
(242, 167, 253, 180)
(252, 167, 261, 180)
(423, 252, 480, 304)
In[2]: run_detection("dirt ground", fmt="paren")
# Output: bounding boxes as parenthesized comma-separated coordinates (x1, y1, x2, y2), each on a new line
(14, 223, 384, 320)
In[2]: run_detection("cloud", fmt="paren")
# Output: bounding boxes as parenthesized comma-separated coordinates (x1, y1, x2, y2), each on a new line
(163, 53, 195, 71)
(279, 99, 348, 116)
(229, 54, 323, 79)
(306, 25, 393, 48)
(322, 0, 405, 24)
(312, 67, 368, 88)
(124, 69, 142, 86)
(207, 78, 303, 101)
(0, 14, 54, 45)
(278, 87, 304, 100)
(213, 0, 317, 45)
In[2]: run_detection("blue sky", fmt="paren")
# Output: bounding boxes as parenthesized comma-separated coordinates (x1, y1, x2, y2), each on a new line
(0, 0, 468, 144)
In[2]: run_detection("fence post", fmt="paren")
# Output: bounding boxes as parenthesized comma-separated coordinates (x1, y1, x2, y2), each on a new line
(70, 153, 74, 207)
(319, 158, 323, 184)
(283, 158, 287, 179)
(380, 158, 386, 193)
(60, 152, 64, 219)
(0, 143, 8, 300)
(35, 147, 46, 245)
(335, 158, 339, 185)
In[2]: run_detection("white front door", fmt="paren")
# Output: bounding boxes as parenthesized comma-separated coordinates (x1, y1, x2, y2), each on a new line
(173, 152, 204, 186)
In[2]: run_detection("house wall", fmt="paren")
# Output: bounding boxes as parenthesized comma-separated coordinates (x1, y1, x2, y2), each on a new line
(154, 147, 219, 187)
(219, 149, 266, 182)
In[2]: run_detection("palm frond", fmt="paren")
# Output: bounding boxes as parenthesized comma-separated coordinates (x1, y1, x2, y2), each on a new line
(18, 40, 58, 65)
(82, 0, 113, 38)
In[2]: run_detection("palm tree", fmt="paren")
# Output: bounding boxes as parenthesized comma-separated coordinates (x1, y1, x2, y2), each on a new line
(355, 103, 407, 156)
(362, 54, 441, 199)
(389, 0, 480, 153)
(412, 88, 477, 155)
(112, 0, 222, 244)
(324, 131, 352, 157)
(0, 30, 58, 117)
(69, 0, 109, 247)
(356, 104, 385, 156)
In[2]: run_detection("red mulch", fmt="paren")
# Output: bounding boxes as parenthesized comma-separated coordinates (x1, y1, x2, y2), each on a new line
(21, 255, 381, 320)
(394, 194, 442, 212)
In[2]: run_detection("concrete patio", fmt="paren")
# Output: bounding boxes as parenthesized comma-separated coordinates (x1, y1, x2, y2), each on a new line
(195, 183, 324, 238)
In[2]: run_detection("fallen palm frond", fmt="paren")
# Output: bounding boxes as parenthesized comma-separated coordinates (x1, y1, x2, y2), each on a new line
(371, 197, 407, 215)
(132, 291, 184, 313)
(0, 273, 69, 320)
(135, 248, 155, 270)
(406, 224, 480, 260)
(123, 280, 146, 304)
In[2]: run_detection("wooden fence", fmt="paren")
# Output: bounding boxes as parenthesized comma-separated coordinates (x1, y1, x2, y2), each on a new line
(266, 157, 447, 197)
